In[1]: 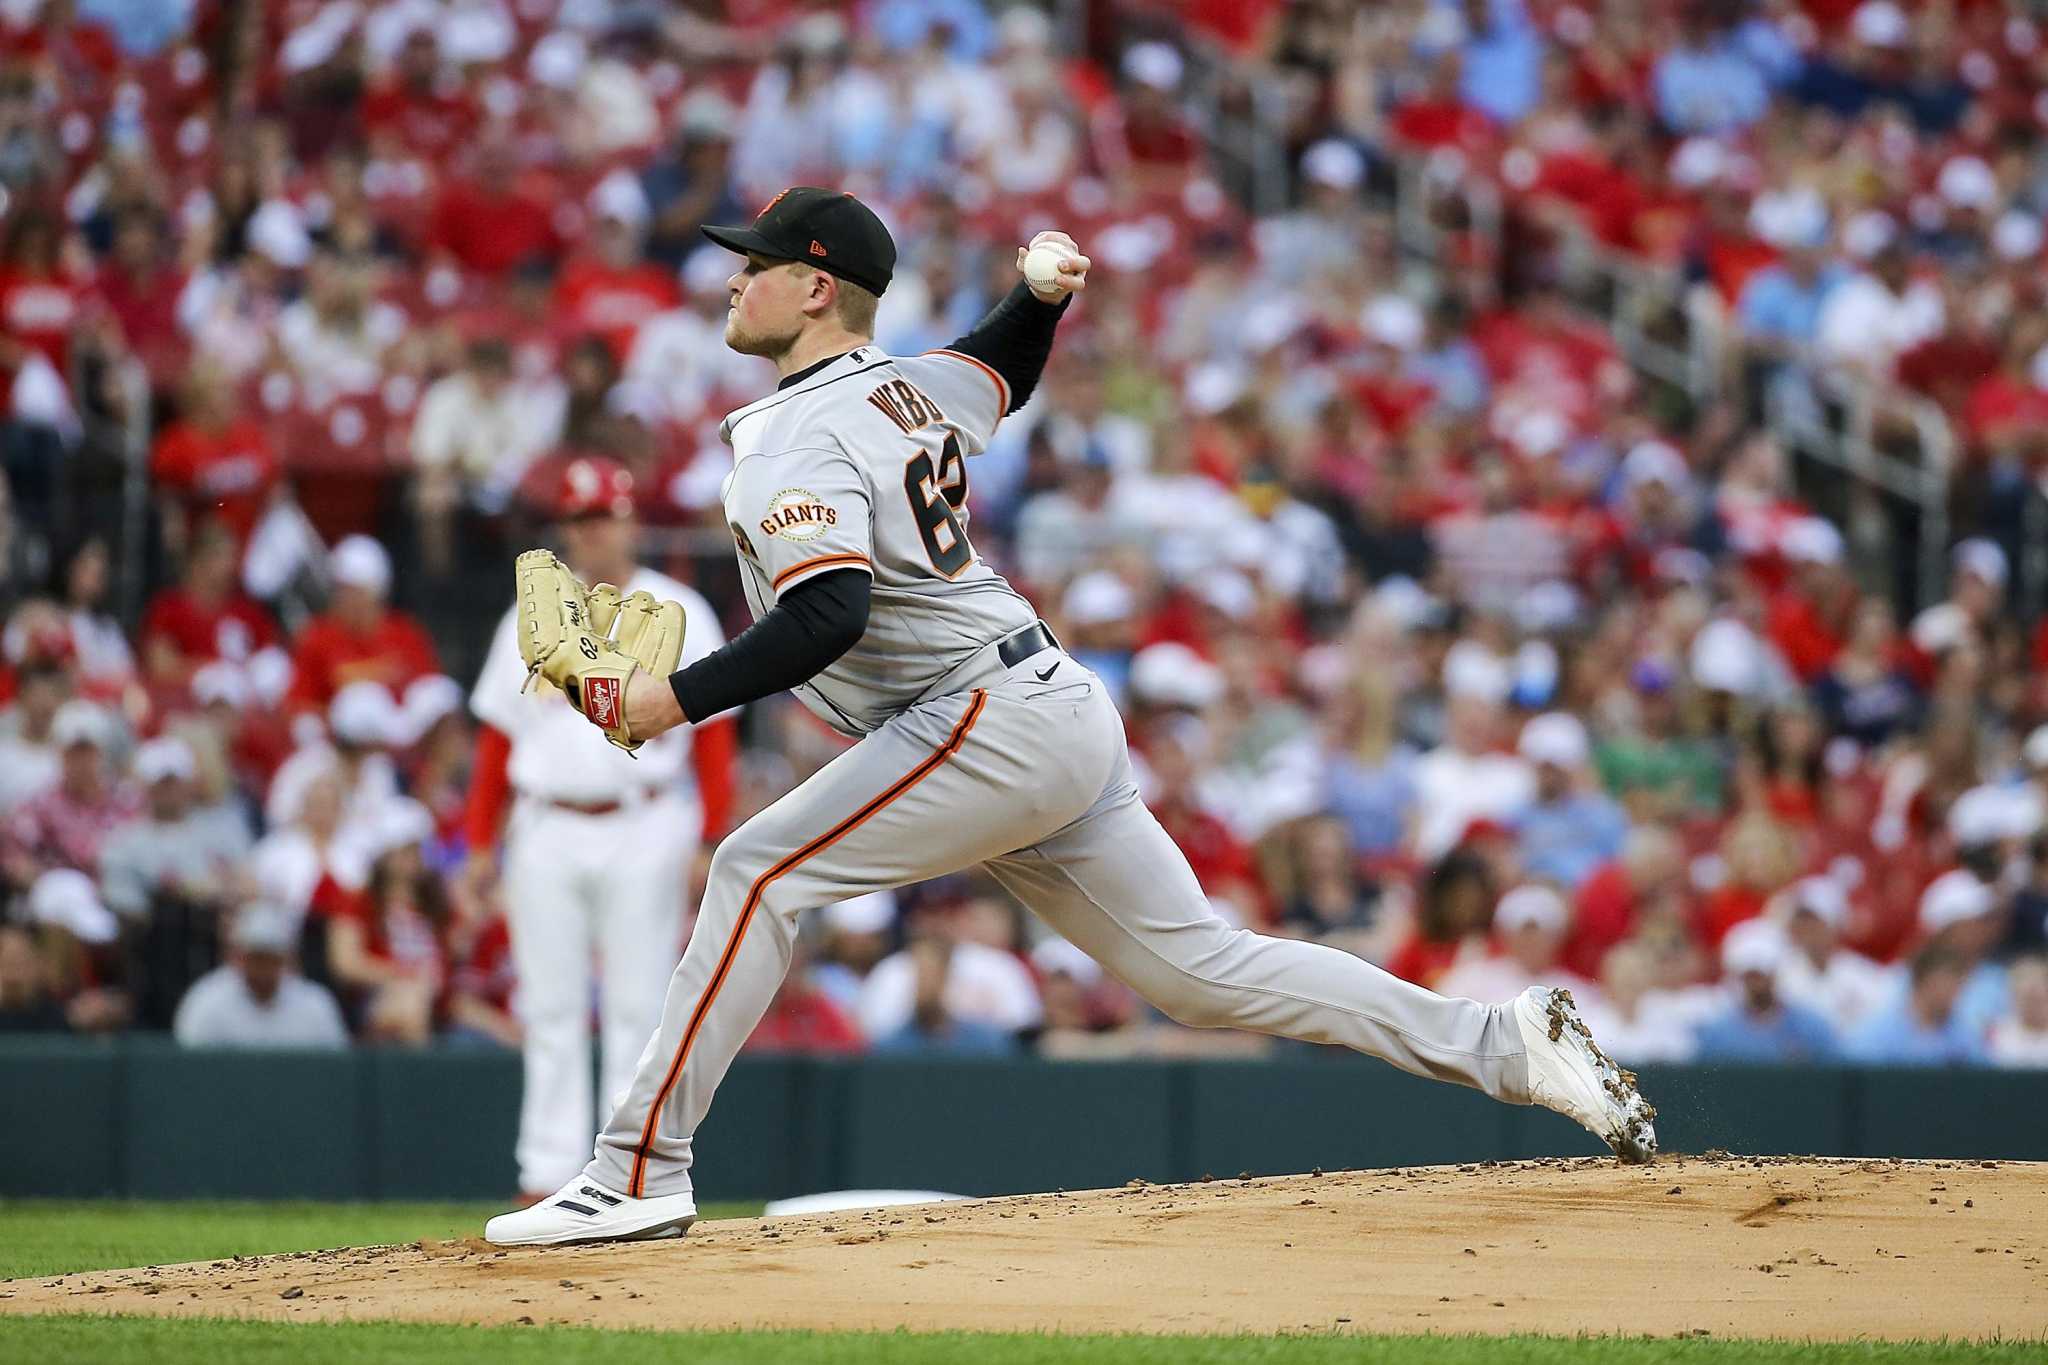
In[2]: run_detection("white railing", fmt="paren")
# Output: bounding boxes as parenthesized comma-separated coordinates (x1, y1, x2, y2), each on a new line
(1386, 148, 1958, 610)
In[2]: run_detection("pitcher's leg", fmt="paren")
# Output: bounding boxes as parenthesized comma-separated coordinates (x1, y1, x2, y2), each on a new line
(503, 811, 598, 1192)
(988, 784, 1531, 1102)
(585, 687, 1085, 1198)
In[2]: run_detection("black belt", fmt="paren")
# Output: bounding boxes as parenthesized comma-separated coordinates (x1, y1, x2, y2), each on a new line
(996, 621, 1059, 670)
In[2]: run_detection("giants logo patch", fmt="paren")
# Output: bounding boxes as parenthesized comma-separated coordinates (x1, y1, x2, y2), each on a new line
(759, 488, 838, 542)
(583, 674, 623, 729)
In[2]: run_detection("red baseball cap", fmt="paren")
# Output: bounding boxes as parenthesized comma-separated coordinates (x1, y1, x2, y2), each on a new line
(554, 456, 636, 520)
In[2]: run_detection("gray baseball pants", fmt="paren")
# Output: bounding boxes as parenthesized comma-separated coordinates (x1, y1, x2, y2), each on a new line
(586, 643, 1532, 1198)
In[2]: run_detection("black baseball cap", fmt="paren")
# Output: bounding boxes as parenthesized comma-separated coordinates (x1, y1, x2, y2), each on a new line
(702, 187, 896, 297)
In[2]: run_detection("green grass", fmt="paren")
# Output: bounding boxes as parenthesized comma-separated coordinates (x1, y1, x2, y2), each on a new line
(0, 1200, 761, 1281)
(0, 1318, 2035, 1364)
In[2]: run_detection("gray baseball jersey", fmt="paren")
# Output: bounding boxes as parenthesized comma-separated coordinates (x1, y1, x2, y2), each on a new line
(574, 339, 1556, 1208)
(717, 345, 1035, 736)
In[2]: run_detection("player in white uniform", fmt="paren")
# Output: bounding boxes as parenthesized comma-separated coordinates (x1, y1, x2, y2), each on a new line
(486, 189, 1655, 1245)
(465, 455, 732, 1198)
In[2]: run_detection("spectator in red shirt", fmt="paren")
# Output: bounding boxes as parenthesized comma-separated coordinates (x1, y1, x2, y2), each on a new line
(151, 360, 280, 549)
(426, 137, 564, 280)
(1386, 846, 1497, 987)
(1766, 516, 1856, 684)
(746, 939, 864, 1054)
(1696, 809, 1804, 948)
(445, 910, 520, 1049)
(1144, 718, 1265, 925)
(555, 179, 682, 365)
(286, 535, 440, 716)
(90, 208, 187, 387)
(138, 522, 280, 688)
(1390, 49, 1494, 154)
(0, 207, 86, 377)
(1092, 42, 1205, 187)
(1563, 823, 1687, 981)
(313, 798, 450, 1043)
(360, 28, 476, 162)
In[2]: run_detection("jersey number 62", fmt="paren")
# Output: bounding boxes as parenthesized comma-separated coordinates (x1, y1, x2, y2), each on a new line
(905, 433, 972, 578)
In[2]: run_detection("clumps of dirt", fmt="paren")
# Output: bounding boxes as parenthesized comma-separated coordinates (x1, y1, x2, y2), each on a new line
(417, 1238, 495, 1260)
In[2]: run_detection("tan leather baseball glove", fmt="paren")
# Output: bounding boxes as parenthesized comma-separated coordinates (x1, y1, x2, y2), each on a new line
(514, 549, 686, 753)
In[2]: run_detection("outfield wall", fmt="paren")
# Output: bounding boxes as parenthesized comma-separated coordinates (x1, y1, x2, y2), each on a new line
(2, 1038, 2041, 1201)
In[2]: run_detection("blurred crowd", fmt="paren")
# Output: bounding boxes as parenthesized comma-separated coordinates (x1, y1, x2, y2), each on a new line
(3, 0, 2048, 1072)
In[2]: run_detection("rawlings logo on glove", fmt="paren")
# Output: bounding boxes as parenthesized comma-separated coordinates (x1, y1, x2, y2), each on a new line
(514, 549, 686, 753)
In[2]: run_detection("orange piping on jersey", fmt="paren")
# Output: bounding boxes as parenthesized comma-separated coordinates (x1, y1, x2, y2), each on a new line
(924, 348, 1010, 417)
(770, 552, 871, 591)
(625, 688, 989, 1196)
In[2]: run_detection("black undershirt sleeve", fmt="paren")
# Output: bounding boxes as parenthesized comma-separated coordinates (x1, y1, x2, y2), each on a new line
(668, 568, 871, 724)
(945, 282, 1071, 413)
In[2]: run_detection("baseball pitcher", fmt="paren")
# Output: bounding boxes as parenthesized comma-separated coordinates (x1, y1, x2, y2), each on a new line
(486, 188, 1655, 1246)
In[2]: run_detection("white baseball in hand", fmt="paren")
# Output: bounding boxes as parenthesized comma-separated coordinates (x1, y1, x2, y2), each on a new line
(1023, 245, 1067, 293)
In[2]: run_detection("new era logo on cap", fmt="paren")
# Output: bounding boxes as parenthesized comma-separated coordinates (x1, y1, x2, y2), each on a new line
(809, 239, 827, 257)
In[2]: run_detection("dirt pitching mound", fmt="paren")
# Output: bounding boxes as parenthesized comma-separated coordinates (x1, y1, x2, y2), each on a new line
(5, 1156, 2045, 1340)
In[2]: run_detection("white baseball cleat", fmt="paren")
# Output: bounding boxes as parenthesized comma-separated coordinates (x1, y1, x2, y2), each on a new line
(483, 1178, 697, 1247)
(1513, 985, 1658, 1164)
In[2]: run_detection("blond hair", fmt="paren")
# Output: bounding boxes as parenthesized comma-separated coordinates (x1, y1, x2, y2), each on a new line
(789, 263, 878, 334)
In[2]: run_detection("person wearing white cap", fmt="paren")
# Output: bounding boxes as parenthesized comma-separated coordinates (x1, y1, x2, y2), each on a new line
(1126, 641, 1224, 715)
(98, 734, 254, 1024)
(1773, 876, 1900, 1034)
(1438, 883, 1597, 1007)
(264, 681, 405, 841)
(1814, 209, 1943, 375)
(319, 796, 448, 1046)
(561, 165, 682, 364)
(1057, 570, 1140, 705)
(1912, 867, 2014, 1041)
(1093, 39, 1202, 188)
(1410, 647, 1536, 860)
(808, 890, 900, 1013)
(1769, 516, 1859, 684)
(172, 902, 348, 1050)
(286, 534, 442, 716)
(1512, 713, 1627, 891)
(1, 700, 138, 888)
(1693, 919, 1839, 1061)
(26, 867, 120, 947)
(1738, 189, 1845, 359)
(1946, 538, 2008, 625)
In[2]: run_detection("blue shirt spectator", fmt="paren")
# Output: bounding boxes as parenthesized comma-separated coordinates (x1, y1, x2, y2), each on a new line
(1653, 30, 1771, 134)
(871, 1017, 1018, 1056)
(1326, 745, 1419, 860)
(1455, 0, 1543, 126)
(1845, 947, 1986, 1066)
(1695, 1000, 1839, 1062)
(80, 0, 193, 55)
(1697, 920, 1839, 1062)
(869, 0, 996, 61)
(1515, 793, 1628, 890)
(1739, 263, 1848, 349)
(1510, 713, 1623, 889)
